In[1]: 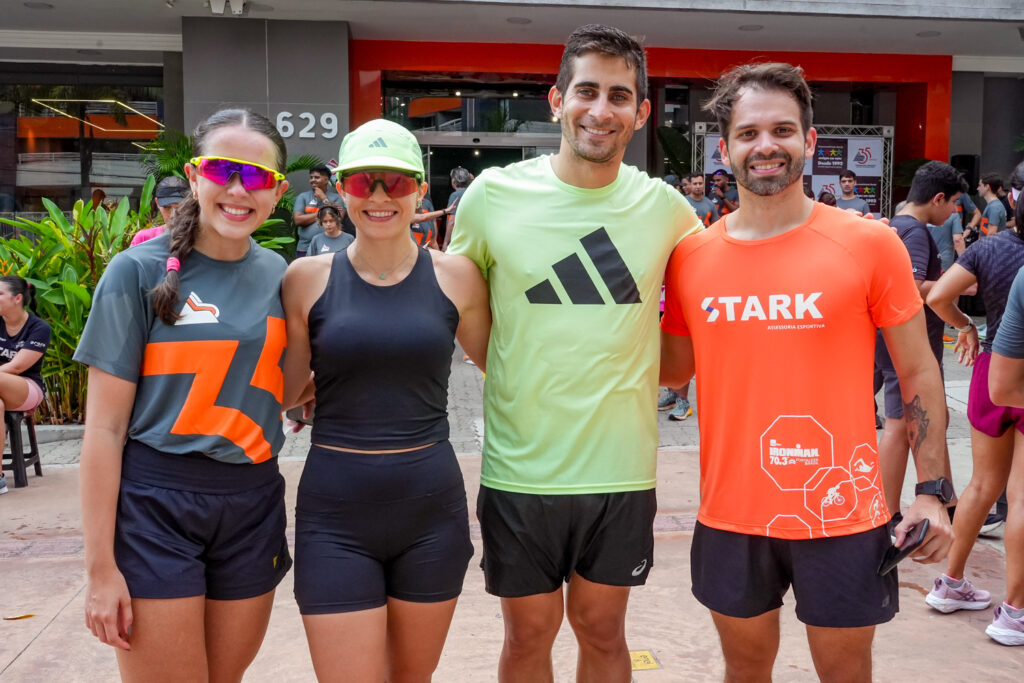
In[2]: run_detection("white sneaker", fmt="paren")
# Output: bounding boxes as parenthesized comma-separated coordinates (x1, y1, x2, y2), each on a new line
(0, 475, 8, 494)
(925, 576, 991, 613)
(987, 604, 1024, 646)
(979, 513, 1006, 535)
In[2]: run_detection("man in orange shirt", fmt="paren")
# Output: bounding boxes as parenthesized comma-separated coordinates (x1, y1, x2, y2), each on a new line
(660, 63, 953, 681)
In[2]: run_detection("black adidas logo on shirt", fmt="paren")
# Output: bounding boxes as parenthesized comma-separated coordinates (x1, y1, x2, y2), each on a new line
(525, 228, 641, 305)
(368, 137, 388, 148)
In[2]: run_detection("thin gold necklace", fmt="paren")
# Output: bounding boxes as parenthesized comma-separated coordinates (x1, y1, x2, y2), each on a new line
(352, 243, 417, 281)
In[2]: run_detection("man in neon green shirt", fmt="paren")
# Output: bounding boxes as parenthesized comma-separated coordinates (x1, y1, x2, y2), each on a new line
(449, 24, 700, 682)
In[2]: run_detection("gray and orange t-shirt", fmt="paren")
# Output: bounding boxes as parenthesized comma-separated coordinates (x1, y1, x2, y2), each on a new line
(981, 198, 1007, 235)
(294, 189, 342, 252)
(662, 204, 922, 539)
(74, 233, 287, 464)
(686, 195, 719, 227)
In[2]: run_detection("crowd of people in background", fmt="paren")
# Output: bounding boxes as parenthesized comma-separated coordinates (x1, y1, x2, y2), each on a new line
(4, 18, 1023, 683)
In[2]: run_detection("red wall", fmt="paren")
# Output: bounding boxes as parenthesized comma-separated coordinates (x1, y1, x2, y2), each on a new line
(350, 40, 952, 162)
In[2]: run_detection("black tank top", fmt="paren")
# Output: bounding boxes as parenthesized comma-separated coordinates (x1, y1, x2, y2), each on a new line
(308, 247, 458, 449)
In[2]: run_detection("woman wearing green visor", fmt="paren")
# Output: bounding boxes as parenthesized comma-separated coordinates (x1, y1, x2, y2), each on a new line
(282, 119, 490, 681)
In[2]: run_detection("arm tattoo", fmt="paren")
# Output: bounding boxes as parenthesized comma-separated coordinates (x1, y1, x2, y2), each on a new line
(904, 394, 930, 454)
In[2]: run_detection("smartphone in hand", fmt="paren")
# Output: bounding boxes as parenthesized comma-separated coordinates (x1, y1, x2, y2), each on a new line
(878, 518, 930, 576)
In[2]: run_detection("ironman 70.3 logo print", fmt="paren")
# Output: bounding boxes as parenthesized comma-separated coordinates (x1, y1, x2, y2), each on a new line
(760, 415, 834, 491)
(759, 415, 883, 536)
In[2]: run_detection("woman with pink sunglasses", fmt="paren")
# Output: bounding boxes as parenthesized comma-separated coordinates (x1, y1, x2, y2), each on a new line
(76, 109, 294, 680)
(282, 119, 490, 681)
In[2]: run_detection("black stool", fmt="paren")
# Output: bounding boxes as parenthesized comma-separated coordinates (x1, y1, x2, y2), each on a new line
(3, 411, 42, 488)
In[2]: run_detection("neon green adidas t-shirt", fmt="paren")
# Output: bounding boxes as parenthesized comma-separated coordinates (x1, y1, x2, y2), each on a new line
(449, 156, 701, 494)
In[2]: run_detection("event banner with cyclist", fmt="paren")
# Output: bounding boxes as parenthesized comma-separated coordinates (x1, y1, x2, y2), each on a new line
(704, 135, 885, 215)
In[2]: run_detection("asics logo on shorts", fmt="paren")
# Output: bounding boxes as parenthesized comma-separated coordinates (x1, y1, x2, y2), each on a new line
(700, 293, 823, 323)
(631, 558, 648, 576)
(525, 227, 641, 305)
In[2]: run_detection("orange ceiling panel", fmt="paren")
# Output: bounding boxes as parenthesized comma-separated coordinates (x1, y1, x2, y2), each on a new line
(408, 97, 462, 118)
(18, 115, 160, 140)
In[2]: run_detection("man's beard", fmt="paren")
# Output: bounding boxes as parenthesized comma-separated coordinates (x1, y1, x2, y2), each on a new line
(733, 152, 805, 197)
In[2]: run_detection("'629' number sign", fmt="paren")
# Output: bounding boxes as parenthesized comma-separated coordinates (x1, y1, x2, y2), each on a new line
(276, 111, 338, 139)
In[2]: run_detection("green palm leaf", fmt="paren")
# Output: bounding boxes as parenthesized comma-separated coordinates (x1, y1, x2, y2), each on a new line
(286, 153, 325, 175)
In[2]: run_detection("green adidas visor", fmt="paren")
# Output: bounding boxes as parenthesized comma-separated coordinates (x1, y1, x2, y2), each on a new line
(332, 119, 425, 179)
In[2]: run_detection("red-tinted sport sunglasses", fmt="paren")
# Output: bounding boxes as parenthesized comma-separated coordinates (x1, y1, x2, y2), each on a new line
(190, 156, 286, 191)
(338, 171, 420, 198)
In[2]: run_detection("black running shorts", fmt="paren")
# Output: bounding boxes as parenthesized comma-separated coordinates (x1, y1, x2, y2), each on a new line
(691, 521, 899, 627)
(477, 486, 657, 598)
(294, 442, 473, 614)
(115, 440, 292, 601)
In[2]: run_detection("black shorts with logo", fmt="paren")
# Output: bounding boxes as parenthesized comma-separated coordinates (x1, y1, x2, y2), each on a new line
(477, 486, 657, 598)
(691, 521, 899, 628)
(115, 440, 292, 601)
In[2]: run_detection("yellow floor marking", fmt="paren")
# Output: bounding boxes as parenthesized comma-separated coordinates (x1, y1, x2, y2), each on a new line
(630, 650, 660, 671)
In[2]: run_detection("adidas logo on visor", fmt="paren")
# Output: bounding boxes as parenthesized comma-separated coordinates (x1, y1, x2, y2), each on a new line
(368, 137, 388, 148)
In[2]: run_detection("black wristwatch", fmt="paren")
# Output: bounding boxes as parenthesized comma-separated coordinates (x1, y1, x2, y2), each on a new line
(915, 477, 954, 504)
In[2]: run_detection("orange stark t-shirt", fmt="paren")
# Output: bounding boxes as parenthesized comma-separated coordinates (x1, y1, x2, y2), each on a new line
(662, 203, 922, 540)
